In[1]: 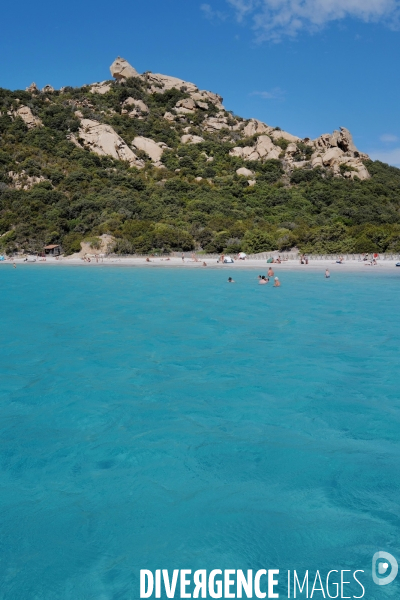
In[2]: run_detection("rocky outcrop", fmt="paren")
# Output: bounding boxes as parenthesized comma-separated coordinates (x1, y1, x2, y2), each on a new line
(176, 98, 196, 111)
(230, 135, 281, 161)
(314, 127, 357, 154)
(8, 170, 47, 190)
(110, 57, 139, 80)
(67, 133, 83, 149)
(18, 56, 369, 181)
(90, 81, 111, 95)
(42, 85, 54, 93)
(309, 127, 370, 179)
(181, 134, 204, 144)
(236, 167, 254, 177)
(271, 130, 301, 143)
(78, 119, 144, 167)
(121, 97, 149, 118)
(163, 112, 175, 122)
(26, 82, 39, 93)
(203, 115, 231, 132)
(242, 119, 272, 137)
(175, 107, 195, 115)
(13, 106, 42, 129)
(321, 147, 344, 166)
(131, 136, 167, 165)
(146, 72, 198, 93)
(190, 90, 224, 110)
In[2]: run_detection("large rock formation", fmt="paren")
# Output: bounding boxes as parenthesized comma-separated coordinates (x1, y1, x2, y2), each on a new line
(121, 98, 149, 117)
(181, 134, 205, 145)
(243, 119, 272, 137)
(271, 130, 301, 143)
(131, 136, 167, 165)
(110, 57, 139, 80)
(26, 82, 39, 93)
(19, 56, 368, 180)
(13, 106, 42, 129)
(78, 119, 144, 167)
(309, 127, 370, 179)
(236, 167, 254, 177)
(230, 135, 281, 161)
(146, 72, 198, 94)
(90, 81, 111, 95)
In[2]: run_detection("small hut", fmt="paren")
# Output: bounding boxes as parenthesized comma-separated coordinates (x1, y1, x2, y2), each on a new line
(44, 244, 62, 256)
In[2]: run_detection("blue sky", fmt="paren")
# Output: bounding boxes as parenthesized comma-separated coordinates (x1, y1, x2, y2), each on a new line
(1, 0, 399, 166)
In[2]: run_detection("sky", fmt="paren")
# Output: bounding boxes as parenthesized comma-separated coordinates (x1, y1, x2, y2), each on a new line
(0, 0, 399, 166)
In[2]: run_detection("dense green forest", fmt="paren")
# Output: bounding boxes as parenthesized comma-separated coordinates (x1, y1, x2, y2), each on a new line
(1, 76, 400, 255)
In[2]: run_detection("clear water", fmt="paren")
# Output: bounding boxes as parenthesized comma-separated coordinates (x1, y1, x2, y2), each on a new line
(0, 266, 399, 599)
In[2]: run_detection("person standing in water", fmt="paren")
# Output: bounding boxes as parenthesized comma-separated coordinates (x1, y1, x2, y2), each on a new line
(273, 277, 281, 287)
(268, 267, 274, 277)
(325, 269, 330, 278)
(228, 277, 235, 283)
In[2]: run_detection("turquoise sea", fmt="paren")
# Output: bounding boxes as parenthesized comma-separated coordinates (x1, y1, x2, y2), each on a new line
(1, 266, 399, 599)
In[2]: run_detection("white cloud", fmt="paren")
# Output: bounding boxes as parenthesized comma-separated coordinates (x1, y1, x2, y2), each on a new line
(225, 0, 257, 21)
(201, 3, 227, 21)
(380, 134, 399, 142)
(251, 87, 285, 99)
(226, 0, 400, 40)
(369, 147, 400, 167)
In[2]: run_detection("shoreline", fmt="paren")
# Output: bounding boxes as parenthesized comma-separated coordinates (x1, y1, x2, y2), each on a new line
(2, 256, 400, 272)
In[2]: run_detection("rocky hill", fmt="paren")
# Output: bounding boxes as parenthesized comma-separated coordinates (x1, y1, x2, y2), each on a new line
(0, 57, 400, 255)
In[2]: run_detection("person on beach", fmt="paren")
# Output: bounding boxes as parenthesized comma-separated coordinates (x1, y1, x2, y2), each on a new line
(273, 277, 281, 287)
(325, 269, 330, 278)
(268, 267, 274, 277)
(203, 262, 207, 267)
(228, 277, 235, 283)
(182, 253, 185, 262)
(146, 257, 151, 262)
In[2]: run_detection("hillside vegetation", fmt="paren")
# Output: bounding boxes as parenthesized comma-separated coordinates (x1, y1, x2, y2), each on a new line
(1, 65, 400, 255)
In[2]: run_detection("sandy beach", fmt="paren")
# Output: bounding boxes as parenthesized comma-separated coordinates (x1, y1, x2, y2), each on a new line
(2, 255, 400, 272)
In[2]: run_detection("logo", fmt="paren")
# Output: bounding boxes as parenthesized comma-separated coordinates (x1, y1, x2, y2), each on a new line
(372, 551, 398, 586)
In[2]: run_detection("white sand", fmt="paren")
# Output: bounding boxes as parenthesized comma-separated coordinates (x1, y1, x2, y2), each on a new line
(2, 256, 399, 272)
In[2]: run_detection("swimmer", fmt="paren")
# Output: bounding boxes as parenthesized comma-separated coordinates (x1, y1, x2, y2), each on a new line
(227, 277, 235, 283)
(267, 267, 274, 277)
(13, 262, 16, 268)
(259, 276, 268, 285)
(273, 277, 281, 287)
(325, 269, 330, 278)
